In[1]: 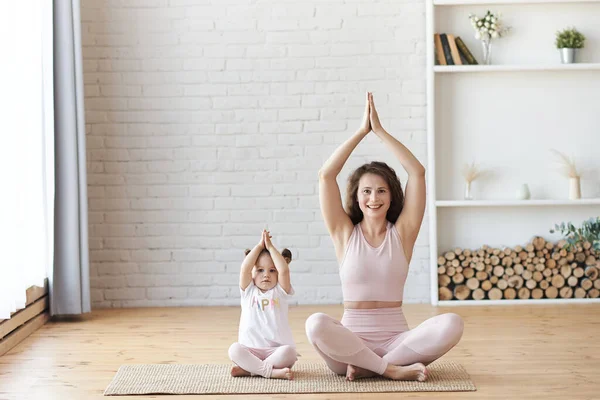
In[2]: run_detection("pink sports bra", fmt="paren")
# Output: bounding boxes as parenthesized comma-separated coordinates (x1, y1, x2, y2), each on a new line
(339, 222, 409, 302)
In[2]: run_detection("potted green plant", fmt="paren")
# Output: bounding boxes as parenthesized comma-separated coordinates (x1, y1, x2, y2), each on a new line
(555, 27, 585, 64)
(550, 217, 600, 252)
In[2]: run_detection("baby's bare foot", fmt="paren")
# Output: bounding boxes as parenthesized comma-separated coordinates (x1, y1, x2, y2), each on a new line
(346, 364, 377, 381)
(271, 367, 294, 380)
(230, 365, 251, 377)
(383, 363, 427, 381)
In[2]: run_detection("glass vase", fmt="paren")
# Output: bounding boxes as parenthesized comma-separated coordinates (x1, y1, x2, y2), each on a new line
(464, 181, 473, 200)
(481, 40, 492, 65)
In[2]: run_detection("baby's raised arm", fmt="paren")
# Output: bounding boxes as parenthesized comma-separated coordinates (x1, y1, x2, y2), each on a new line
(264, 231, 292, 294)
(240, 230, 266, 290)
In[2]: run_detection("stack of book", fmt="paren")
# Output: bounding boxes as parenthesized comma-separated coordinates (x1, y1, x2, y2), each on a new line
(434, 33, 478, 65)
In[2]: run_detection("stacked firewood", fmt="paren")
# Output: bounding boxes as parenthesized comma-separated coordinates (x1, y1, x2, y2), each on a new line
(438, 237, 600, 301)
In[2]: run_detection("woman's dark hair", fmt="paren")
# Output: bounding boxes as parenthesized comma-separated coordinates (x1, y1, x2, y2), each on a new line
(344, 161, 404, 225)
(244, 248, 293, 264)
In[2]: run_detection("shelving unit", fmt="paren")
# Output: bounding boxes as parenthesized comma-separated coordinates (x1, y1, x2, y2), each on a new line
(434, 63, 600, 72)
(436, 199, 600, 207)
(439, 298, 599, 306)
(426, 0, 600, 305)
(433, 0, 599, 5)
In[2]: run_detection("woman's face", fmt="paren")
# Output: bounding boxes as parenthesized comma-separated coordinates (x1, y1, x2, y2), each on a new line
(357, 173, 391, 219)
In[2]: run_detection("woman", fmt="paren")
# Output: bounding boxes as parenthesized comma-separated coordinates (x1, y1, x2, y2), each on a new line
(305, 92, 464, 381)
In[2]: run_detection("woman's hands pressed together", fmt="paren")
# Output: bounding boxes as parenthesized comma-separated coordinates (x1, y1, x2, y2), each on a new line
(358, 91, 372, 136)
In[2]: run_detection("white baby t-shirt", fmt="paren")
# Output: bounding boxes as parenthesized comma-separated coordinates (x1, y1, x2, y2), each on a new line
(238, 281, 295, 349)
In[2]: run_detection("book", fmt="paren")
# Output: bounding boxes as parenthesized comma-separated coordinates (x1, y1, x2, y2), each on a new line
(439, 34, 455, 65)
(434, 34, 446, 65)
(457, 48, 469, 65)
(455, 36, 478, 65)
(447, 34, 463, 66)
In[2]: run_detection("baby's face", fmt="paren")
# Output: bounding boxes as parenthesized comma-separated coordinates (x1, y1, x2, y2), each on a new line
(252, 253, 278, 292)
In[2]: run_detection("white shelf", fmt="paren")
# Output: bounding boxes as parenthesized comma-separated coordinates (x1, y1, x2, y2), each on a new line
(436, 199, 600, 207)
(426, 0, 600, 305)
(438, 298, 600, 305)
(434, 0, 600, 5)
(434, 63, 600, 72)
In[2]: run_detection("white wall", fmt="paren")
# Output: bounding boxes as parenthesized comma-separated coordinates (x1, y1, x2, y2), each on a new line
(81, 0, 430, 308)
(436, 71, 600, 202)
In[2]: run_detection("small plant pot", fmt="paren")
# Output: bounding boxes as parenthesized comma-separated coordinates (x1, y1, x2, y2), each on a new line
(560, 48, 576, 64)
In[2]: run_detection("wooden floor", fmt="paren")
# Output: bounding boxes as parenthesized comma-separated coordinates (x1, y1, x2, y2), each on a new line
(1, 304, 599, 399)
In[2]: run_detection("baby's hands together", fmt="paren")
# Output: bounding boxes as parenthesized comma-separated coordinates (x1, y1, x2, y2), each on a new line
(257, 229, 273, 250)
(264, 230, 274, 250)
(257, 229, 266, 249)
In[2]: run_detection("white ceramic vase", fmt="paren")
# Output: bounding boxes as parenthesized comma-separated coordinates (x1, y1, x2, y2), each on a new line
(569, 177, 581, 200)
(516, 184, 531, 200)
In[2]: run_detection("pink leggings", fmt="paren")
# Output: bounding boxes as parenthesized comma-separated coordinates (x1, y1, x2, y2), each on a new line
(305, 308, 464, 376)
(228, 343, 297, 378)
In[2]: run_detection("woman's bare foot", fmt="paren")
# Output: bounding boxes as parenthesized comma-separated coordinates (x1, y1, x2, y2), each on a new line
(346, 365, 377, 381)
(271, 367, 294, 380)
(383, 363, 428, 382)
(230, 365, 251, 377)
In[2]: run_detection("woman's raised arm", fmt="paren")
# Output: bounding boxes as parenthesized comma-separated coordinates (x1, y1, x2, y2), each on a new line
(369, 92, 426, 251)
(318, 92, 371, 255)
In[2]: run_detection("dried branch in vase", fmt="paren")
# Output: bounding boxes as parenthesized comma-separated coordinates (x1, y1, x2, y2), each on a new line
(550, 149, 580, 178)
(461, 162, 483, 183)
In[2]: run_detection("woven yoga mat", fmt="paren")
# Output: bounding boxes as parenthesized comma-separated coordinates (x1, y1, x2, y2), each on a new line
(103, 361, 475, 395)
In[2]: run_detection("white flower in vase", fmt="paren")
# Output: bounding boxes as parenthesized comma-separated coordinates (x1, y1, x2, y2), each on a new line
(468, 10, 511, 65)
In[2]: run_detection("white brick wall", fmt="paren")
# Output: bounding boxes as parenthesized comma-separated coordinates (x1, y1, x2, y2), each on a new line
(82, 0, 429, 308)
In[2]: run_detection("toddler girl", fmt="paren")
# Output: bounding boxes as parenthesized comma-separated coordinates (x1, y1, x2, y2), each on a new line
(228, 230, 297, 380)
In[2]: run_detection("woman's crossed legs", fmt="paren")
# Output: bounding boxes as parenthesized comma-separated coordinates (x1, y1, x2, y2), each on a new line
(305, 311, 464, 381)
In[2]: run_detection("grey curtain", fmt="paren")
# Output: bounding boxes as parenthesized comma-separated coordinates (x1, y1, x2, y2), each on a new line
(51, 0, 91, 316)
